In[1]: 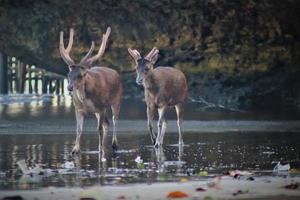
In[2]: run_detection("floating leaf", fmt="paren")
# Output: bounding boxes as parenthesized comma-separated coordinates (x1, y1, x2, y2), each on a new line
(158, 175, 169, 181)
(167, 191, 189, 198)
(137, 163, 144, 169)
(198, 171, 208, 176)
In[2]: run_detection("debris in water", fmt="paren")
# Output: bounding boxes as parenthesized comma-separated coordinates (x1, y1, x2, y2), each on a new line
(228, 170, 252, 177)
(186, 168, 195, 176)
(273, 162, 290, 172)
(62, 161, 75, 169)
(134, 156, 143, 164)
(247, 177, 255, 181)
(134, 156, 144, 169)
(167, 191, 189, 198)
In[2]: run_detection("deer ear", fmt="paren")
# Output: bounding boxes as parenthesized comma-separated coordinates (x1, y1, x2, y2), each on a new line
(150, 53, 159, 65)
(128, 48, 141, 63)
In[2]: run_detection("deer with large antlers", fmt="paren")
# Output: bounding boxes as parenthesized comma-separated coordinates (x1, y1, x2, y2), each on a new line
(59, 27, 122, 155)
(128, 47, 188, 147)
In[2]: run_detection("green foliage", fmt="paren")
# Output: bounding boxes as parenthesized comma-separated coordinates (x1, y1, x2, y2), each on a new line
(0, 0, 299, 76)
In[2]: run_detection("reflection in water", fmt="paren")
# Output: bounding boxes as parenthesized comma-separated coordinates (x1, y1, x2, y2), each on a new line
(0, 132, 300, 189)
(0, 94, 73, 120)
(1, 95, 300, 189)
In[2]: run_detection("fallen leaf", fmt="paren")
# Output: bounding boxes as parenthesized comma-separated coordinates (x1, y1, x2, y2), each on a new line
(116, 195, 126, 200)
(233, 174, 240, 179)
(167, 191, 189, 198)
(203, 196, 213, 200)
(232, 190, 249, 196)
(195, 187, 206, 192)
(289, 168, 298, 174)
(284, 183, 299, 189)
(180, 178, 188, 182)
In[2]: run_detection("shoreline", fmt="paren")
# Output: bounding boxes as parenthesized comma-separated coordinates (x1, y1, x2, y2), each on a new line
(0, 176, 300, 200)
(1, 119, 300, 135)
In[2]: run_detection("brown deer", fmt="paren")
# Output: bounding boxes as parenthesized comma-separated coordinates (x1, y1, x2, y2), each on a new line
(59, 27, 122, 154)
(128, 47, 188, 147)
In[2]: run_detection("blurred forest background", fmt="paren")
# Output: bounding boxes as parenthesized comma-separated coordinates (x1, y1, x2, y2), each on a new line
(0, 0, 300, 111)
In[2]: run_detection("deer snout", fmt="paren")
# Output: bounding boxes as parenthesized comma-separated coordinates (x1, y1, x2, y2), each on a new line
(136, 76, 143, 85)
(136, 80, 143, 85)
(67, 84, 73, 92)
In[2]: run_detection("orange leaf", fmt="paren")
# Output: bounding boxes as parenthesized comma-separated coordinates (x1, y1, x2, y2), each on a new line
(167, 191, 189, 198)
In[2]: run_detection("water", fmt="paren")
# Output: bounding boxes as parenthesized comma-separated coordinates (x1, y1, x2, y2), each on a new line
(1, 94, 300, 190)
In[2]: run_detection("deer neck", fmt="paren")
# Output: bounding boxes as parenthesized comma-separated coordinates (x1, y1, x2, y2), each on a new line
(73, 79, 86, 106)
(143, 70, 158, 95)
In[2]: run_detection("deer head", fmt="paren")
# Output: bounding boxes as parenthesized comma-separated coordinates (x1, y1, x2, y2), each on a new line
(128, 47, 159, 85)
(59, 27, 111, 91)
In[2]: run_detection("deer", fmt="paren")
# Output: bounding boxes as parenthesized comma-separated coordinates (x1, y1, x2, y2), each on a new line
(128, 47, 188, 148)
(59, 27, 122, 155)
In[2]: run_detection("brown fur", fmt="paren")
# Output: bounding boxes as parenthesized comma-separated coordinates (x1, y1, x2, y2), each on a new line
(144, 67, 188, 107)
(74, 67, 122, 114)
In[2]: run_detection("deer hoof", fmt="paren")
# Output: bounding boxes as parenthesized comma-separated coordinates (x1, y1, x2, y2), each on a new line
(71, 146, 80, 155)
(112, 142, 118, 151)
(152, 138, 157, 145)
(154, 142, 161, 148)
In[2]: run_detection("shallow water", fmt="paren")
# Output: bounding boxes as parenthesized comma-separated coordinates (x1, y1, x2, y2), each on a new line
(0, 94, 300, 190)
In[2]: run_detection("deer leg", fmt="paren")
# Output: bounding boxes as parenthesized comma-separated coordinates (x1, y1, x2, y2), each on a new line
(175, 104, 184, 146)
(155, 106, 167, 148)
(72, 110, 84, 154)
(111, 104, 120, 150)
(95, 109, 108, 155)
(147, 104, 156, 144)
(159, 117, 167, 145)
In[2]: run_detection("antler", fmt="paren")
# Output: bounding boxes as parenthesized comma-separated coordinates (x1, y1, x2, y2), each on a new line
(79, 41, 95, 65)
(59, 28, 75, 66)
(128, 48, 142, 62)
(83, 27, 111, 67)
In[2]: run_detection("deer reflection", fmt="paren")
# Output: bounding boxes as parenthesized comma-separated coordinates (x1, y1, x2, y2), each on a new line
(151, 145, 184, 175)
(69, 154, 83, 187)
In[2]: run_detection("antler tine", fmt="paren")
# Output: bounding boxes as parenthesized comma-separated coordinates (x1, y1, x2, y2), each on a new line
(80, 41, 95, 65)
(85, 27, 111, 66)
(59, 29, 75, 66)
(145, 47, 158, 61)
(66, 28, 74, 52)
